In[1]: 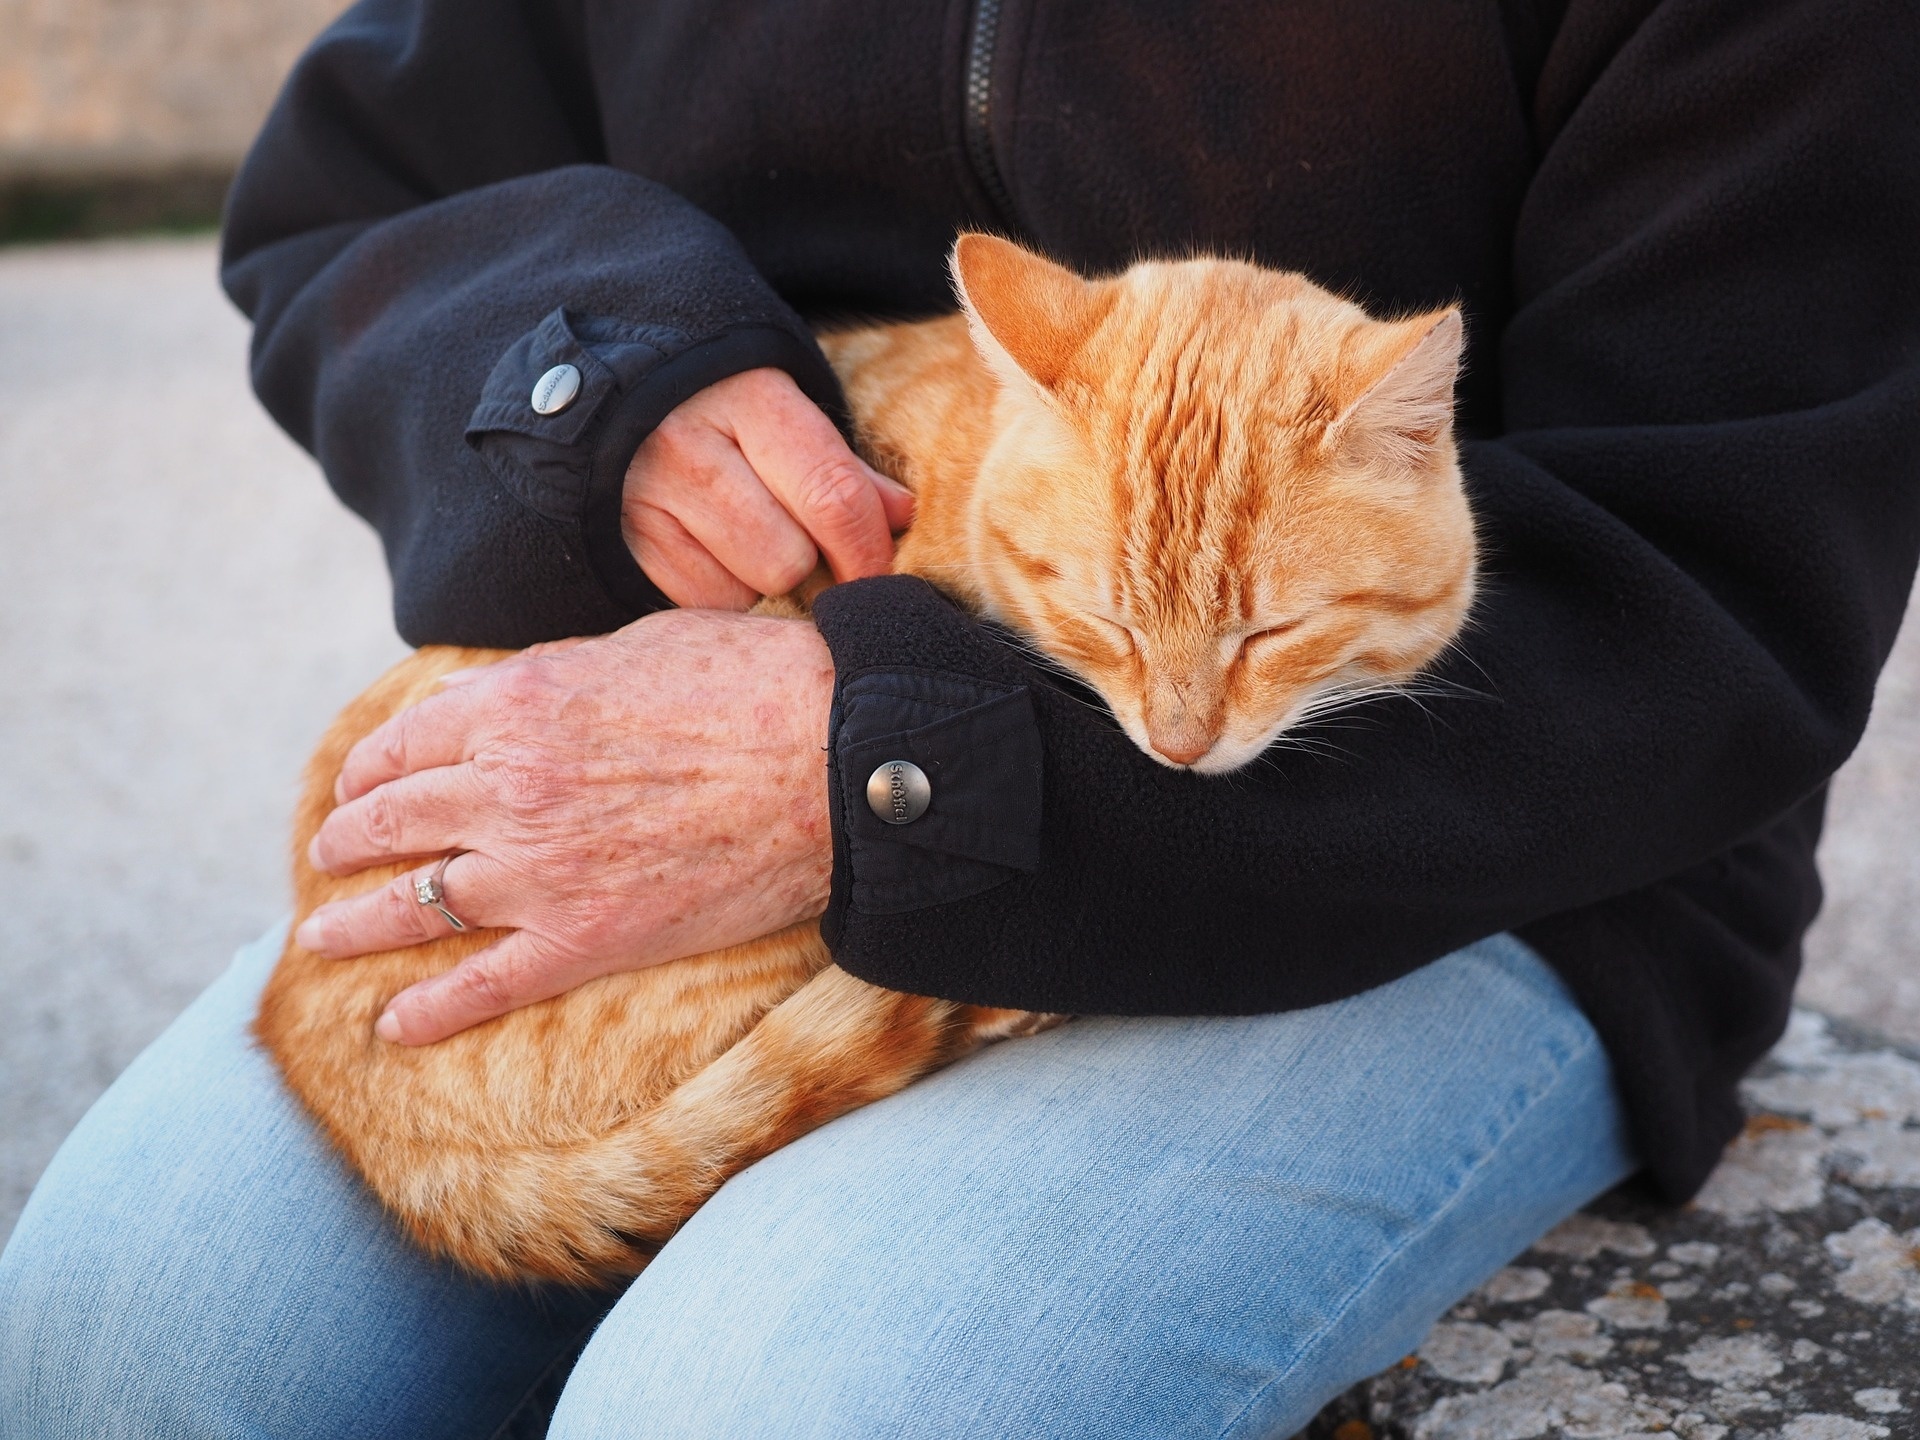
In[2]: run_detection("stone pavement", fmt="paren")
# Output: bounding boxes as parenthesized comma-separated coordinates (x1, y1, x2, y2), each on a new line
(2, 237, 1918, 1425)
(1306, 1010, 1920, 1439)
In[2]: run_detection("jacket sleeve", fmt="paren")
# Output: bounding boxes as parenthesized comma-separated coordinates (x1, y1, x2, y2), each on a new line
(813, 0, 1920, 1012)
(219, 0, 842, 647)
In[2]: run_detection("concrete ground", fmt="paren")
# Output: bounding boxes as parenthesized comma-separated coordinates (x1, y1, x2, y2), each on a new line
(0, 237, 407, 1240)
(2, 236, 1917, 1246)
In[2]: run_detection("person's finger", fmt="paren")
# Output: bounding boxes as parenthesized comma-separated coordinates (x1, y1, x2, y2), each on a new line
(669, 459, 823, 598)
(625, 500, 761, 610)
(518, 635, 593, 659)
(310, 765, 481, 875)
(375, 927, 581, 1045)
(634, 417, 821, 596)
(294, 850, 496, 959)
(436, 638, 588, 692)
(335, 680, 490, 804)
(875, 472, 916, 532)
(731, 378, 899, 583)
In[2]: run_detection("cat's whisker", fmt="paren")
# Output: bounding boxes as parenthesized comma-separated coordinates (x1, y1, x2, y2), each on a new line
(1291, 686, 1404, 723)
(1283, 717, 1384, 744)
(1429, 627, 1502, 701)
(1291, 672, 1490, 728)
(979, 631, 1115, 709)
(1014, 666, 1130, 724)
(1246, 733, 1359, 774)
(1262, 742, 1353, 767)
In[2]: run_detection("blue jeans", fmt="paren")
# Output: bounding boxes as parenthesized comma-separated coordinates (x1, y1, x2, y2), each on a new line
(0, 924, 1634, 1439)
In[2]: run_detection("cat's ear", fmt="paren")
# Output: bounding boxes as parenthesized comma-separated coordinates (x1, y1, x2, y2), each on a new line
(952, 233, 1113, 394)
(1322, 308, 1464, 470)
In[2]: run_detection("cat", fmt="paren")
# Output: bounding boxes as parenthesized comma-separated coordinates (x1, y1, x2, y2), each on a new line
(256, 234, 1476, 1284)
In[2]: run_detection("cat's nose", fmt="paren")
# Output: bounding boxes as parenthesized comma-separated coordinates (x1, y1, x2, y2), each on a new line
(1146, 722, 1217, 766)
(1145, 678, 1221, 765)
(1150, 735, 1213, 765)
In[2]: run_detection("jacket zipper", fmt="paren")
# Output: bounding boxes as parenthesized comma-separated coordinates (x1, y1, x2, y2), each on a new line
(963, 0, 1018, 229)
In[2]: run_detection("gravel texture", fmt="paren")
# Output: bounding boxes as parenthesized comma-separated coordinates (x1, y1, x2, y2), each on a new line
(1305, 1010, 1920, 1439)
(3, 243, 1918, 1425)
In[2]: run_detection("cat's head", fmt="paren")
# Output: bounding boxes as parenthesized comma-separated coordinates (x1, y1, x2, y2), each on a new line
(951, 234, 1477, 775)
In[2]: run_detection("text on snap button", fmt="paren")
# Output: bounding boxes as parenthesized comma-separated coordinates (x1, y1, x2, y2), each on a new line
(531, 363, 582, 415)
(865, 760, 931, 824)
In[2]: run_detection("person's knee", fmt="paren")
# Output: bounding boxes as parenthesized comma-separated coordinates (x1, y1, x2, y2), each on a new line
(0, 1200, 201, 1438)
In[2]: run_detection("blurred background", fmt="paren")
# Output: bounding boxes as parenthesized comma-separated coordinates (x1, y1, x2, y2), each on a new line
(1, 0, 344, 240)
(2, 0, 1917, 1247)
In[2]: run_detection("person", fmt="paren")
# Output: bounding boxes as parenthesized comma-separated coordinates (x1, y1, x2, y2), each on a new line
(3, 1, 1917, 1434)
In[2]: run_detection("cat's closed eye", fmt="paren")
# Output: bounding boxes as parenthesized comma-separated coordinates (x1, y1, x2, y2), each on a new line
(1215, 620, 1304, 664)
(1088, 616, 1139, 653)
(1248, 618, 1305, 644)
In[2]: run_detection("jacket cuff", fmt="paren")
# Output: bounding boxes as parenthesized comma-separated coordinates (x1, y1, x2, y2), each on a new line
(812, 576, 1045, 945)
(465, 307, 845, 616)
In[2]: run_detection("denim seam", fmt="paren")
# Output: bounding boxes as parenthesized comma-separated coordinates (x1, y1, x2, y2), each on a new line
(486, 1315, 607, 1440)
(1211, 1026, 1604, 1440)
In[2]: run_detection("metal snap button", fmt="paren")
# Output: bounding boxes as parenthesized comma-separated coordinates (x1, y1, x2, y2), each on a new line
(531, 363, 582, 415)
(865, 759, 931, 824)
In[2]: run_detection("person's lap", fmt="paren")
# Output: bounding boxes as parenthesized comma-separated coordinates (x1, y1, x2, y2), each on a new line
(0, 924, 1634, 1439)
(0, 924, 610, 1440)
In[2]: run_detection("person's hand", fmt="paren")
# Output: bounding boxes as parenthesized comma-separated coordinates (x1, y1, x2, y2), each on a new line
(623, 366, 914, 608)
(292, 610, 837, 1045)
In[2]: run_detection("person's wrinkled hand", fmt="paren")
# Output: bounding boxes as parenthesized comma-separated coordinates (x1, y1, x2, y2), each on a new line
(292, 609, 837, 1046)
(623, 366, 913, 607)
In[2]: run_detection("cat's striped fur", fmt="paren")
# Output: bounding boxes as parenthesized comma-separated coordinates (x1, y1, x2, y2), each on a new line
(257, 235, 1475, 1282)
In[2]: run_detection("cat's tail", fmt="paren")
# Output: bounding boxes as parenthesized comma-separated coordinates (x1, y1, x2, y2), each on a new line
(381, 966, 1057, 1285)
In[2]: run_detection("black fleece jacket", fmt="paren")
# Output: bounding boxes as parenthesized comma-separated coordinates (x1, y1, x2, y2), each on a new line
(221, 0, 1920, 1201)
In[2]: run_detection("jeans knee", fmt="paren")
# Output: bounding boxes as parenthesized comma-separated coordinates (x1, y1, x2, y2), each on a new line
(0, 1213, 165, 1437)
(0, 1162, 297, 1439)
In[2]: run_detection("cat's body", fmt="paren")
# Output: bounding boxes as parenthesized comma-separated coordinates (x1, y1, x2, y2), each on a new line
(258, 237, 1477, 1284)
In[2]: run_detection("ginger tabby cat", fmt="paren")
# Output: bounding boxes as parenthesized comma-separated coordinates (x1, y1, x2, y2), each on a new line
(258, 235, 1477, 1284)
